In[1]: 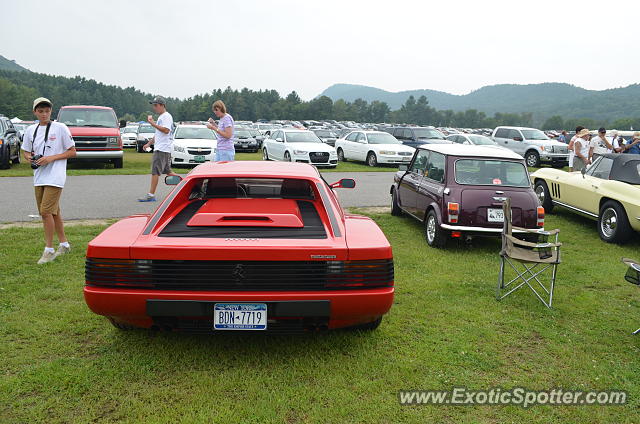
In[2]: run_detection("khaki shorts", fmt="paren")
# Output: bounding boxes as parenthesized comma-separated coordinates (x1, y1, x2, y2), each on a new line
(151, 151, 172, 175)
(34, 186, 62, 216)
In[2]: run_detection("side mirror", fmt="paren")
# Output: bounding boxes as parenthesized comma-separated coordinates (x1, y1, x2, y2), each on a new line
(275, 138, 283, 142)
(398, 164, 408, 171)
(165, 175, 182, 185)
(513, 137, 523, 142)
(623, 258, 640, 285)
(581, 167, 586, 177)
(330, 178, 356, 189)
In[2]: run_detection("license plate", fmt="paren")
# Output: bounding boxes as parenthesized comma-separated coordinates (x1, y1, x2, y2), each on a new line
(402, 156, 411, 161)
(214, 303, 267, 330)
(488, 208, 504, 222)
(194, 155, 206, 163)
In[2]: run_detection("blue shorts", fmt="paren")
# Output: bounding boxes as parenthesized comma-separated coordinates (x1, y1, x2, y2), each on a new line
(215, 150, 235, 161)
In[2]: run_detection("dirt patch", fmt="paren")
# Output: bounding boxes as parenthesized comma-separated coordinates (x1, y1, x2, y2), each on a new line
(0, 219, 114, 230)
(348, 206, 391, 215)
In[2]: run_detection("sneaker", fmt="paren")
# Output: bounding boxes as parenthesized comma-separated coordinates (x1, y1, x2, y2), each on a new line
(37, 250, 57, 265)
(138, 194, 156, 202)
(55, 244, 71, 257)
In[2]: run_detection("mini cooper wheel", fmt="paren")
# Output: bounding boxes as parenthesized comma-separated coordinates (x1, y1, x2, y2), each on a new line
(391, 188, 403, 216)
(425, 209, 446, 248)
(262, 148, 269, 161)
(337, 148, 345, 162)
(534, 180, 554, 213)
(598, 201, 632, 243)
(367, 152, 378, 167)
(284, 151, 291, 162)
(525, 150, 540, 168)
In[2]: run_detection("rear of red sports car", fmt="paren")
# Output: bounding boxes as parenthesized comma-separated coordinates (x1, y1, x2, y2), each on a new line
(84, 162, 394, 333)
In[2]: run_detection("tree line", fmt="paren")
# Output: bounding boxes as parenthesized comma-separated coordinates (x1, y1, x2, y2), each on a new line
(1, 69, 637, 130)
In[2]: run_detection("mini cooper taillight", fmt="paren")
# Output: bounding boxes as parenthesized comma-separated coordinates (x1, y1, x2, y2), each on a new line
(448, 202, 459, 224)
(537, 206, 545, 227)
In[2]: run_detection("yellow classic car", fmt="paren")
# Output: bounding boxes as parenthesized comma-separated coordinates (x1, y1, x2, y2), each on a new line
(531, 153, 640, 243)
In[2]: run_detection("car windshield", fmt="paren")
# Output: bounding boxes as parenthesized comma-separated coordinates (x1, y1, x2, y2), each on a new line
(521, 129, 549, 140)
(286, 132, 322, 143)
(175, 127, 215, 139)
(414, 129, 445, 139)
(123, 126, 138, 133)
(367, 133, 402, 144)
(455, 159, 530, 187)
(235, 130, 252, 138)
(468, 135, 497, 145)
(314, 130, 336, 138)
(138, 125, 154, 133)
(57, 108, 118, 128)
(249, 129, 260, 136)
(13, 123, 28, 130)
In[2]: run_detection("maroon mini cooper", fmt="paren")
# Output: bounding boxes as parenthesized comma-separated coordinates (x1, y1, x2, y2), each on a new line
(390, 144, 543, 247)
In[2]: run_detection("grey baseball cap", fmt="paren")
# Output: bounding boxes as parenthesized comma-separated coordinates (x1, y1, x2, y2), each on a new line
(149, 96, 166, 105)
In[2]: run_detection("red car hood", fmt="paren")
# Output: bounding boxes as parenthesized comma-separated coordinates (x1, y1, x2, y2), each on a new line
(67, 127, 120, 137)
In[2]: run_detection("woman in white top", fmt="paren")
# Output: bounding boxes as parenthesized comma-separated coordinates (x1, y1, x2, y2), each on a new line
(573, 128, 592, 172)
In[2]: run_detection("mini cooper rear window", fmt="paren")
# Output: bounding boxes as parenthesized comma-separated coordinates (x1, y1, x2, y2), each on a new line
(455, 160, 530, 187)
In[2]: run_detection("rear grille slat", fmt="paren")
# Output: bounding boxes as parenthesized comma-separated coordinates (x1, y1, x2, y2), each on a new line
(86, 259, 393, 291)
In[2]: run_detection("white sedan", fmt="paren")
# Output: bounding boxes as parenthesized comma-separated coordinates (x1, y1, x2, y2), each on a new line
(262, 129, 337, 168)
(335, 130, 415, 167)
(171, 124, 217, 166)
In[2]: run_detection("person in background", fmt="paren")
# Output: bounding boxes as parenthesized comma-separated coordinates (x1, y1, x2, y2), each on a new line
(590, 127, 614, 160)
(558, 130, 567, 144)
(568, 126, 584, 171)
(622, 131, 640, 155)
(206, 100, 235, 161)
(573, 128, 592, 172)
(21, 97, 77, 264)
(608, 130, 623, 153)
(138, 96, 180, 202)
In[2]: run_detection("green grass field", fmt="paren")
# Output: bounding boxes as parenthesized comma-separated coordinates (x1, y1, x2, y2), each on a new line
(0, 149, 397, 177)
(1, 209, 639, 423)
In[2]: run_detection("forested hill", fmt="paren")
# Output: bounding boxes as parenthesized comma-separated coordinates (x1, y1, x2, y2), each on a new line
(319, 83, 640, 123)
(0, 55, 29, 72)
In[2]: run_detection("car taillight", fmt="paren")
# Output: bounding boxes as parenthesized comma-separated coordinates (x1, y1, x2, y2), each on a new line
(537, 206, 545, 227)
(448, 202, 459, 223)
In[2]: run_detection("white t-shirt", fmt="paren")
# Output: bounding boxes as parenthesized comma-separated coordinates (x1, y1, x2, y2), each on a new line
(591, 135, 612, 154)
(154, 112, 174, 152)
(574, 137, 590, 160)
(21, 121, 75, 188)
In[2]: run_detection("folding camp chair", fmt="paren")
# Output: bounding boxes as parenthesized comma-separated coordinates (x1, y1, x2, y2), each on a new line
(496, 198, 562, 308)
(622, 258, 640, 334)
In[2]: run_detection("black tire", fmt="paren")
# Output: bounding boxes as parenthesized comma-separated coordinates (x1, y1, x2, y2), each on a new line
(424, 209, 446, 248)
(337, 148, 346, 162)
(137, 143, 143, 153)
(351, 316, 382, 331)
(112, 158, 123, 169)
(11, 145, 20, 164)
(108, 318, 136, 330)
(534, 180, 554, 213)
(0, 145, 10, 170)
(391, 188, 403, 216)
(525, 150, 540, 168)
(262, 148, 269, 161)
(366, 151, 378, 167)
(284, 151, 291, 162)
(598, 201, 632, 244)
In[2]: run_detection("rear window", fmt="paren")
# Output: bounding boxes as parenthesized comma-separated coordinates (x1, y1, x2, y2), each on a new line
(57, 108, 117, 128)
(455, 159, 530, 187)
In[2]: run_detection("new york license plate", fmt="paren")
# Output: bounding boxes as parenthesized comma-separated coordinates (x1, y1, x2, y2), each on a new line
(194, 155, 206, 163)
(487, 208, 504, 222)
(214, 303, 267, 330)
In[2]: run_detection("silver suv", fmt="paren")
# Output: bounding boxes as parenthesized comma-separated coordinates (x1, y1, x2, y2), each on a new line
(491, 126, 568, 168)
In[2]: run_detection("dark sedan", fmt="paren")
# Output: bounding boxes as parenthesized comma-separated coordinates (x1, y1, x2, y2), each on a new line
(234, 129, 260, 152)
(0, 116, 22, 169)
(313, 129, 338, 146)
(390, 144, 543, 247)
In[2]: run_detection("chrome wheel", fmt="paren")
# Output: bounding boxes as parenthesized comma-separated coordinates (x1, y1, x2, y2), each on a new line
(535, 184, 545, 204)
(337, 148, 345, 161)
(262, 148, 268, 160)
(284, 152, 291, 162)
(426, 215, 436, 243)
(600, 208, 618, 238)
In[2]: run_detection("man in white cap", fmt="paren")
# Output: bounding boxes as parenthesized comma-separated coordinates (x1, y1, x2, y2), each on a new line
(21, 97, 77, 264)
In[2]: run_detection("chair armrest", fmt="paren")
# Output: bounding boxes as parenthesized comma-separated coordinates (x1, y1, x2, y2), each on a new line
(506, 234, 563, 248)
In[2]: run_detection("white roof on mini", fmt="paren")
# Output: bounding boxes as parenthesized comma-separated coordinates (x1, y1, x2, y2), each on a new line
(418, 143, 524, 160)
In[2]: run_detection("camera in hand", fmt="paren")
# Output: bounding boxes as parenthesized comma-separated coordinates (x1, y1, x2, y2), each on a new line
(31, 154, 43, 169)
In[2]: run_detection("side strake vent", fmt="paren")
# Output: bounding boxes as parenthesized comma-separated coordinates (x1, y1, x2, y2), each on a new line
(85, 258, 394, 291)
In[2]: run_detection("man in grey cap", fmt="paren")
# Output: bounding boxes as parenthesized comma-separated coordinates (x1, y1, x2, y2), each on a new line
(138, 96, 179, 202)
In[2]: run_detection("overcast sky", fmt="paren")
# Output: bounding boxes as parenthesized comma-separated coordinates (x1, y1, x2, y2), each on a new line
(2, 0, 638, 100)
